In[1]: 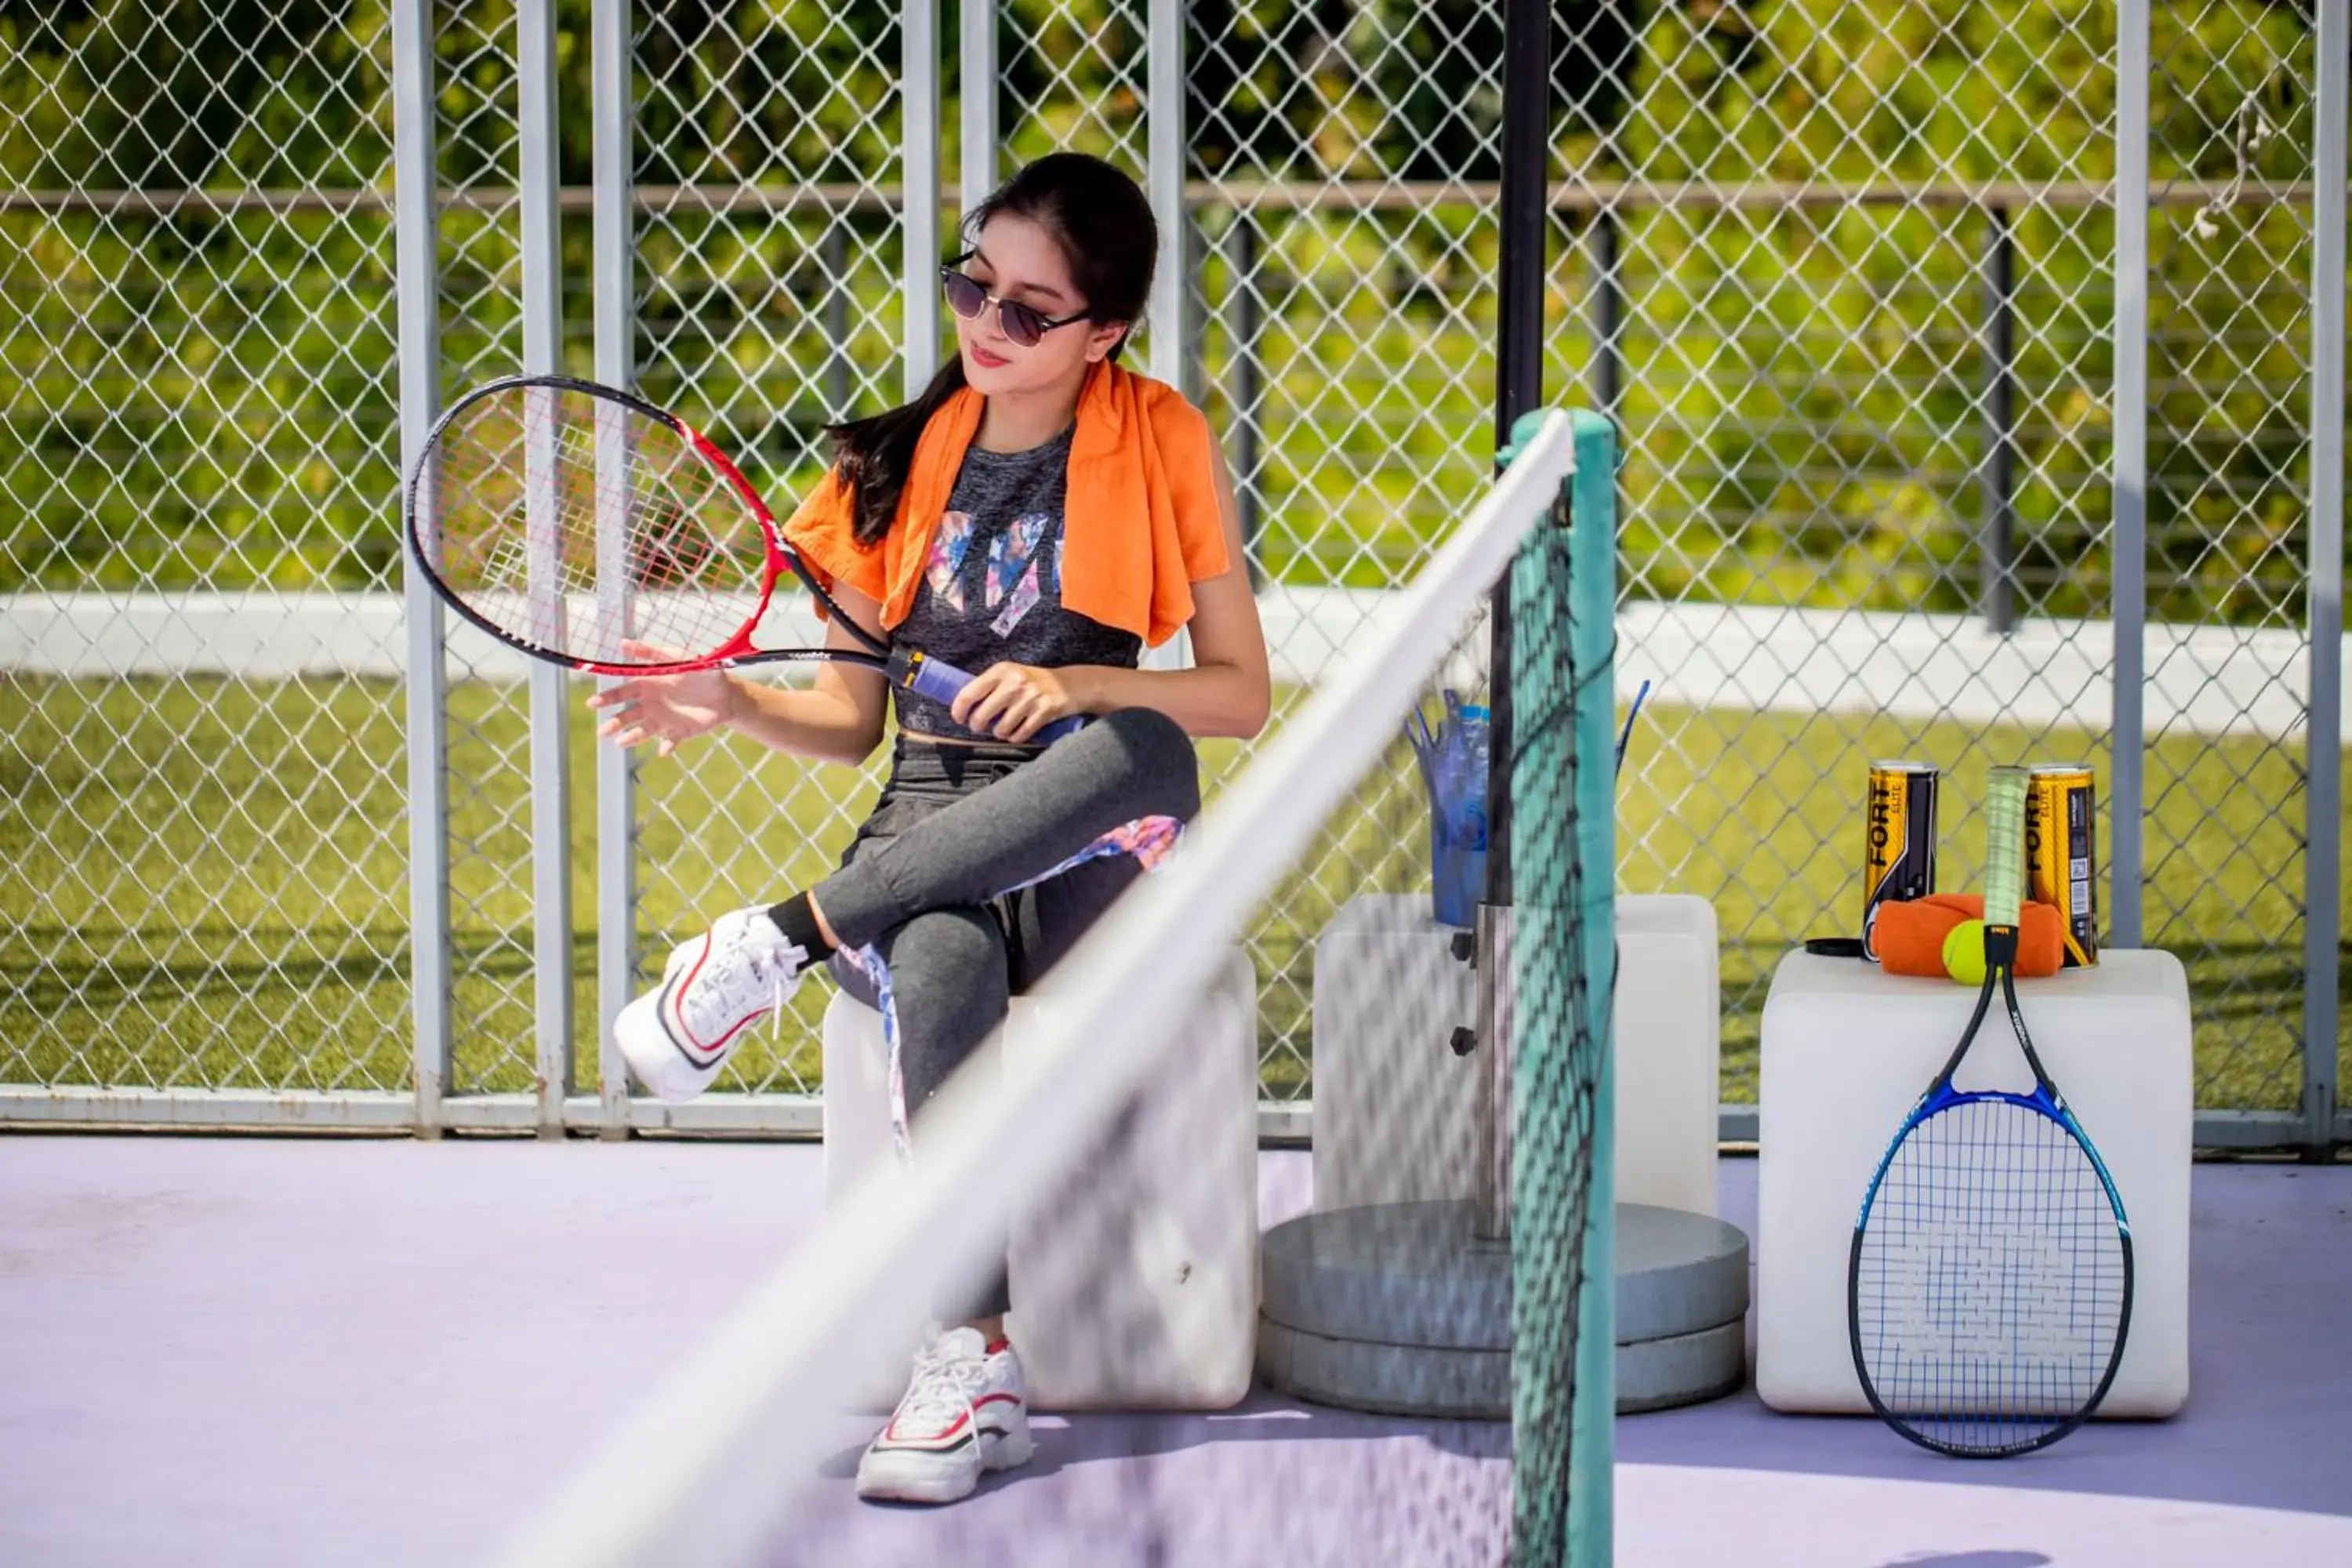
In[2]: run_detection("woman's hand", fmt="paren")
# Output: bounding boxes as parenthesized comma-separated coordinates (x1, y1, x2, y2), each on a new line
(951, 662, 1083, 744)
(584, 640, 740, 757)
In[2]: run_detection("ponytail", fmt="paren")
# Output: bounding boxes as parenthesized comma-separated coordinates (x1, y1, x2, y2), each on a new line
(826, 357, 969, 547)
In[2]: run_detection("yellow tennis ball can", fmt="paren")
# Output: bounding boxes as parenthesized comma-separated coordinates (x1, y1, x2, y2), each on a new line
(1943, 918, 1987, 986)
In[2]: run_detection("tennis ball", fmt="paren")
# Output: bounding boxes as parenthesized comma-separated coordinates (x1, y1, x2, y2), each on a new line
(1943, 919, 1987, 987)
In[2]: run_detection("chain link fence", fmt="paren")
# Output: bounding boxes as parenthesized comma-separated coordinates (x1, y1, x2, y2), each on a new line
(621, 1, 910, 1105)
(2144, 12, 2333, 1126)
(2, 1, 2342, 1150)
(1, 0, 412, 1105)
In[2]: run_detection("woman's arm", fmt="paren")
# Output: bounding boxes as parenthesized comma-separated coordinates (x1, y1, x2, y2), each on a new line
(587, 583, 891, 764)
(954, 434, 1274, 743)
(720, 583, 892, 764)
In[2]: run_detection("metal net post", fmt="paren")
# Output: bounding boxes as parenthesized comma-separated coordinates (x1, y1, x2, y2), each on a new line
(1181, 0, 1516, 1112)
(1508, 409, 1618, 1566)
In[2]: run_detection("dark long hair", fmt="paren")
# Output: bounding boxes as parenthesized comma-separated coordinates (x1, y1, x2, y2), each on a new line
(826, 152, 1159, 546)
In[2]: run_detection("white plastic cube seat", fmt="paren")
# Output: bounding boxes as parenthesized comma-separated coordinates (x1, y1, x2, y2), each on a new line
(1311, 892, 1721, 1219)
(821, 950, 1260, 1412)
(1755, 949, 2191, 1418)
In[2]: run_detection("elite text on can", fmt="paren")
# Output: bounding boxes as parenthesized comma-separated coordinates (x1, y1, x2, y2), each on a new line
(1864, 761, 1938, 961)
(2025, 764, 2098, 967)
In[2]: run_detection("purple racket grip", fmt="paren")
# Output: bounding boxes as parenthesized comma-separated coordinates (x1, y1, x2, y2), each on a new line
(887, 648, 1087, 744)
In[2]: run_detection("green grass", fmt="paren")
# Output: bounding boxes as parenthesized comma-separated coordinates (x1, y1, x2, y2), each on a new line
(2, 674, 2344, 1113)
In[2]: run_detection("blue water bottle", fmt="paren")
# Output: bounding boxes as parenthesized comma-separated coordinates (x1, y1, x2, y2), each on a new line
(1426, 702, 1490, 928)
(1452, 704, 1490, 923)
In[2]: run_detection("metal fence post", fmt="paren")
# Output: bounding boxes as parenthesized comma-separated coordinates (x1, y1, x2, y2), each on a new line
(2111, 0, 2149, 951)
(1144, 0, 1190, 670)
(1185, 207, 1204, 401)
(1588, 208, 1621, 419)
(1481, 0, 1551, 1248)
(1980, 203, 2016, 637)
(594, 0, 637, 1136)
(393, 0, 452, 1136)
(904, 0, 941, 394)
(822, 225, 852, 416)
(2305, 0, 2346, 1156)
(1147, 0, 1185, 394)
(961, 0, 996, 212)
(1223, 210, 1261, 581)
(517, 0, 575, 1137)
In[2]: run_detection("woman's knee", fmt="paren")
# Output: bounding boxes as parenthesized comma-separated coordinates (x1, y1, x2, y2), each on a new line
(886, 906, 1006, 993)
(1091, 705, 1201, 816)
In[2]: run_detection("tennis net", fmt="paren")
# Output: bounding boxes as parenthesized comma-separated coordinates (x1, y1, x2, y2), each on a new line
(492, 407, 1620, 1568)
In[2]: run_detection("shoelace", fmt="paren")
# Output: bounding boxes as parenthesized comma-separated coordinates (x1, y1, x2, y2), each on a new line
(895, 1343, 989, 1434)
(688, 928, 802, 1041)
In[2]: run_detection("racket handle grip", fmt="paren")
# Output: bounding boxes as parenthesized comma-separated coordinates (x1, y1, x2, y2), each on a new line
(1983, 764, 2029, 928)
(886, 648, 1087, 745)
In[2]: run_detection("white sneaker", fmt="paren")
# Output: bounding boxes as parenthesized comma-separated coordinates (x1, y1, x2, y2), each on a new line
(855, 1327, 1035, 1505)
(612, 908, 811, 1103)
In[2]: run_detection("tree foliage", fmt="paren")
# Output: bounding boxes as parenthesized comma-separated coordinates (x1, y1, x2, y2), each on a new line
(0, 0, 2328, 627)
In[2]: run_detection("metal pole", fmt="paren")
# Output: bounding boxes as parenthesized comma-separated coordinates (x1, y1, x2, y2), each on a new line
(960, 0, 996, 213)
(1589, 207, 1620, 418)
(1226, 210, 1261, 583)
(2303, 0, 2346, 1156)
(1144, 0, 1192, 672)
(1477, 0, 1548, 1247)
(1185, 205, 1208, 405)
(392, 0, 452, 1137)
(903, 0, 940, 393)
(1980, 203, 2016, 636)
(2111, 0, 2149, 950)
(822, 224, 851, 416)
(593, 0, 637, 1135)
(1147, 0, 1185, 391)
(518, 0, 575, 1138)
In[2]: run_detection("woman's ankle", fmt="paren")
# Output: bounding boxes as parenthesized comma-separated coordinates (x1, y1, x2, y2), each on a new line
(764, 891, 840, 958)
(807, 893, 844, 950)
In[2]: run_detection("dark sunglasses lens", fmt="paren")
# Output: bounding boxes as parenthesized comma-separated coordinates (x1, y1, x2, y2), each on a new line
(996, 299, 1047, 347)
(941, 270, 985, 319)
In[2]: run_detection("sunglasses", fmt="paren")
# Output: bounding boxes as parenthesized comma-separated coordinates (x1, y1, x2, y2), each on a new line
(939, 253, 1091, 348)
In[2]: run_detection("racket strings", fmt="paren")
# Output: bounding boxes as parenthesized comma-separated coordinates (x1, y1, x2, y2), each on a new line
(425, 387, 767, 664)
(1853, 1096, 2127, 1453)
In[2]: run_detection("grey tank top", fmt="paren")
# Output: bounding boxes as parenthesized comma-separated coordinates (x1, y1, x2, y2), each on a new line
(891, 424, 1143, 742)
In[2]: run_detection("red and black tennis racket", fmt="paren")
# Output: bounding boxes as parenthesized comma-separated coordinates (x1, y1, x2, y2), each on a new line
(401, 373, 1080, 740)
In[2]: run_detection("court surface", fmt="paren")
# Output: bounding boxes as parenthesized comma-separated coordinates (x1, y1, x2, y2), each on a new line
(1, 1133, 2345, 1566)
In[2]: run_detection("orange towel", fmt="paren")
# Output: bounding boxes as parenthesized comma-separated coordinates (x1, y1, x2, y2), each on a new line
(1875, 892, 2067, 979)
(779, 360, 1231, 648)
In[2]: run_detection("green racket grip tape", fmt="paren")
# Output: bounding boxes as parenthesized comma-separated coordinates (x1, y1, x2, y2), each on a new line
(1983, 765, 2028, 930)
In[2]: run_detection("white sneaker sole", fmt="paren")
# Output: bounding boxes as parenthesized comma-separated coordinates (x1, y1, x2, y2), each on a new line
(612, 979, 722, 1105)
(615, 926, 797, 1104)
(855, 1425, 1035, 1505)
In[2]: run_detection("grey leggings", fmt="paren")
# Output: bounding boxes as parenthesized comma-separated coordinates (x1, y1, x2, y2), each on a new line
(816, 706, 1203, 1321)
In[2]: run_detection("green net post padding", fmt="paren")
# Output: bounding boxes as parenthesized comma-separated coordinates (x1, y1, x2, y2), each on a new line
(1508, 408, 1617, 1566)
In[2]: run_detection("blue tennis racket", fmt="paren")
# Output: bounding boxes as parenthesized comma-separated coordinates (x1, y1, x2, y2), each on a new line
(1847, 764, 2133, 1457)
